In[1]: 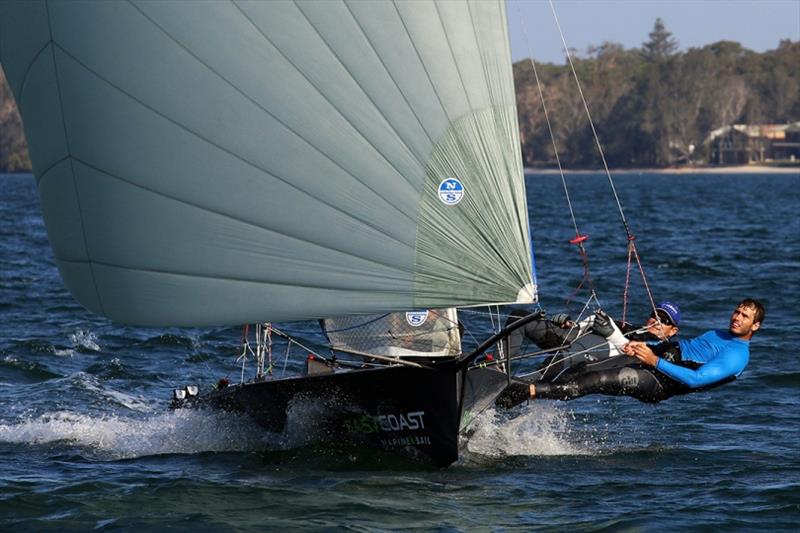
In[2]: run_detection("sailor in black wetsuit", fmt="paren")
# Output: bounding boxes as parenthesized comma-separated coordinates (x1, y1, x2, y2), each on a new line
(497, 302, 684, 406)
(501, 302, 681, 378)
(499, 299, 765, 406)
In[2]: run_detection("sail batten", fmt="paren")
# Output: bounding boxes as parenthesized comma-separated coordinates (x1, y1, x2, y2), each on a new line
(2, 0, 536, 326)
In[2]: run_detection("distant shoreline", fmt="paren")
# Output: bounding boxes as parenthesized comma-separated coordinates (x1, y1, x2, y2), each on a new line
(4, 165, 799, 178)
(525, 165, 800, 175)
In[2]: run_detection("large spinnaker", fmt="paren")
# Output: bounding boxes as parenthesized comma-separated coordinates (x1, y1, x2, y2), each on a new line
(0, 0, 535, 326)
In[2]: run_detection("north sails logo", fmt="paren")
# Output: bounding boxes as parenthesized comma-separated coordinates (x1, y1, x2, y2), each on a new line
(405, 311, 429, 327)
(438, 178, 464, 205)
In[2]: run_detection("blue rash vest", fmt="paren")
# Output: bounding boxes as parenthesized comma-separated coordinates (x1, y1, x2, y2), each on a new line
(655, 330, 749, 388)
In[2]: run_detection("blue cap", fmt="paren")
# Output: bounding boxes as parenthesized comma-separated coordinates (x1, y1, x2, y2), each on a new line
(656, 301, 681, 326)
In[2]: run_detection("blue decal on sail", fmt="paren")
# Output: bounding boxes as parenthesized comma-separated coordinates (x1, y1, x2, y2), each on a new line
(405, 311, 429, 327)
(438, 178, 464, 206)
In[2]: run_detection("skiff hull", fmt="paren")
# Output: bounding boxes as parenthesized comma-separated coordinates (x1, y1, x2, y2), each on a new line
(172, 364, 508, 467)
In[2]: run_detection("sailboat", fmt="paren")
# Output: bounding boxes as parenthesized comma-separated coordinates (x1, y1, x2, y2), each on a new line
(1, 0, 539, 466)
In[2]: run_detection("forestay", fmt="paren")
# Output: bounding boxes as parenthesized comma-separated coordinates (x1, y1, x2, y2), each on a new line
(1, 0, 535, 326)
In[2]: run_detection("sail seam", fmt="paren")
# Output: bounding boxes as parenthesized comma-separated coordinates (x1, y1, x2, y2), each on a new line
(39, 156, 415, 276)
(496, 0, 532, 268)
(391, 0, 452, 125)
(14, 41, 53, 110)
(127, 0, 416, 229)
(44, 0, 107, 317)
(50, 41, 415, 253)
(245, 0, 428, 192)
(498, 0, 530, 253)
(33, 154, 70, 187)
(432, 0, 473, 112)
(54, 256, 414, 293)
(470, 3, 530, 281)
(469, 1, 532, 286)
(335, 0, 436, 147)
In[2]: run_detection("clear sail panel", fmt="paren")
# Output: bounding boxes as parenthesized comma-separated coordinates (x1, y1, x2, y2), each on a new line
(322, 309, 461, 359)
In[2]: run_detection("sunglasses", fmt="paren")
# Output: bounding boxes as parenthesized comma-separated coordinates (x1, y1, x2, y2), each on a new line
(650, 310, 675, 327)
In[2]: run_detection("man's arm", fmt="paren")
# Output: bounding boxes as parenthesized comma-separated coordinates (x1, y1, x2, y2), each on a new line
(626, 341, 748, 388)
(654, 356, 747, 388)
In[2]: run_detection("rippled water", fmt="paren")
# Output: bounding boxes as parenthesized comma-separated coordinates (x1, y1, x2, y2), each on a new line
(1, 171, 799, 530)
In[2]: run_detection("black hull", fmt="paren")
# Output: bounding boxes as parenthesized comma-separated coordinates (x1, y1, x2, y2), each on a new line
(173, 365, 508, 467)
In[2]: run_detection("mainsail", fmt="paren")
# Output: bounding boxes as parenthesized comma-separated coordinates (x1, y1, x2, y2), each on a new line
(1, 0, 536, 326)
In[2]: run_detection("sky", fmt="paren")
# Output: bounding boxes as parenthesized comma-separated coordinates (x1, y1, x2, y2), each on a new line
(507, 0, 800, 63)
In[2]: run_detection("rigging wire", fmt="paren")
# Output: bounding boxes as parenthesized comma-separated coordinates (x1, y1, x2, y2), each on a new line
(545, 0, 659, 318)
(471, 324, 651, 380)
(547, 0, 627, 236)
(515, 1, 598, 312)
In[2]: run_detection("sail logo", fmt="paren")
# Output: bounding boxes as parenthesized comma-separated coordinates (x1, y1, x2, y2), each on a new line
(438, 178, 464, 205)
(405, 311, 429, 327)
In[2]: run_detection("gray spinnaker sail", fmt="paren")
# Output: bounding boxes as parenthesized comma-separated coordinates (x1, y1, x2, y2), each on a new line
(0, 0, 536, 326)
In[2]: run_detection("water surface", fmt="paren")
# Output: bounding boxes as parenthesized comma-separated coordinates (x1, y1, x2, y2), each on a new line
(1, 172, 798, 530)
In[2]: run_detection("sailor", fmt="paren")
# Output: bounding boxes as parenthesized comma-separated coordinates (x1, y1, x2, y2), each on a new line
(501, 301, 682, 382)
(498, 299, 764, 405)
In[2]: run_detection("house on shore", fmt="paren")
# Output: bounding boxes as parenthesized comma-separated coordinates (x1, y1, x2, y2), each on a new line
(706, 122, 800, 165)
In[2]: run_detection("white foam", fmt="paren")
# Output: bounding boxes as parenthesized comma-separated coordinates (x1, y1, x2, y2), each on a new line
(0, 409, 266, 459)
(69, 329, 101, 352)
(463, 404, 596, 459)
(77, 373, 155, 413)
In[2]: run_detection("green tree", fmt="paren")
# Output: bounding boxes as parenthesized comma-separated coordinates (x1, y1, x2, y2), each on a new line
(637, 18, 681, 164)
(0, 66, 31, 173)
(641, 18, 678, 62)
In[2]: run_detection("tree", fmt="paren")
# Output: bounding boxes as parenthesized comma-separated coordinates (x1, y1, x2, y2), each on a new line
(641, 18, 678, 62)
(637, 19, 681, 164)
(0, 66, 31, 172)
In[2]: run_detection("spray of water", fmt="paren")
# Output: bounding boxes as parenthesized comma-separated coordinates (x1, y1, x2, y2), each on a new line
(0, 409, 266, 459)
(462, 404, 599, 460)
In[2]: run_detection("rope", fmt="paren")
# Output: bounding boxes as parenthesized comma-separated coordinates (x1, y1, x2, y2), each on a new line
(621, 238, 635, 324)
(270, 326, 424, 368)
(631, 241, 661, 325)
(323, 313, 391, 333)
(546, 0, 659, 316)
(516, 2, 597, 309)
(265, 323, 273, 376)
(547, 0, 631, 238)
(237, 324, 257, 384)
(512, 326, 651, 380)
(281, 340, 292, 377)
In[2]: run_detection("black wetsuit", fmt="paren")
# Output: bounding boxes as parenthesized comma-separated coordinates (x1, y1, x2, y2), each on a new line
(496, 341, 701, 407)
(497, 310, 696, 406)
(502, 308, 668, 381)
(532, 342, 692, 403)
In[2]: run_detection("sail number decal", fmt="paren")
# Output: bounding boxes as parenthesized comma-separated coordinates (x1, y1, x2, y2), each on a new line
(405, 311, 429, 327)
(438, 178, 464, 205)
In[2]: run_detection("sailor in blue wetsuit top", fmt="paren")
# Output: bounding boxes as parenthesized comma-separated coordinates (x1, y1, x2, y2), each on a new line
(625, 298, 764, 390)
